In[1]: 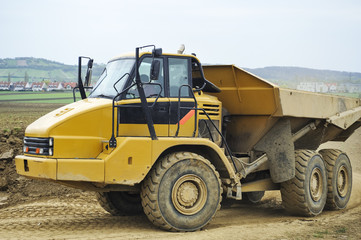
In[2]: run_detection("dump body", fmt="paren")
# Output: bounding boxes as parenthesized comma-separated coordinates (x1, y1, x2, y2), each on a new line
(203, 65, 361, 153)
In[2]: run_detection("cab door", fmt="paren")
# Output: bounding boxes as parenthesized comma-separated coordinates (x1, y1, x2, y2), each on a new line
(167, 57, 196, 137)
(118, 56, 170, 137)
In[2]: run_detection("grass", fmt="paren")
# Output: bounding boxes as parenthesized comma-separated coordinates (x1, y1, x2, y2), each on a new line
(0, 92, 72, 99)
(335, 226, 346, 234)
(313, 230, 329, 238)
(311, 226, 348, 239)
(0, 91, 81, 104)
(332, 92, 361, 98)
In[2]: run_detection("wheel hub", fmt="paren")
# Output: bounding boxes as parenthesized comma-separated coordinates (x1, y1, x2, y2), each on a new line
(177, 182, 199, 207)
(172, 174, 207, 215)
(310, 167, 323, 202)
(337, 165, 349, 197)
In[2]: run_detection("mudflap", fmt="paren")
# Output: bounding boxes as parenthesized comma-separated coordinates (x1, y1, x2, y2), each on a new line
(254, 118, 295, 183)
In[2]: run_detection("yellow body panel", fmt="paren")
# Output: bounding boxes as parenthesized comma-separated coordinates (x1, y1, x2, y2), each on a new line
(104, 137, 152, 184)
(24, 98, 113, 159)
(57, 159, 104, 182)
(102, 136, 235, 185)
(276, 88, 361, 118)
(16, 135, 235, 186)
(203, 65, 278, 115)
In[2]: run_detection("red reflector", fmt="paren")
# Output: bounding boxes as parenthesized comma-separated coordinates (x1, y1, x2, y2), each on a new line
(25, 147, 29, 152)
(36, 148, 40, 154)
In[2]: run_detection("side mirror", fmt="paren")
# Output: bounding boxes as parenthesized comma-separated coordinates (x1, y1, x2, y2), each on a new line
(84, 59, 93, 87)
(152, 48, 162, 57)
(150, 60, 160, 80)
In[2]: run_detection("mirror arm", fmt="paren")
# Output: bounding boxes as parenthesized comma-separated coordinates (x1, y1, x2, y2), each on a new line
(78, 57, 87, 100)
(78, 56, 93, 100)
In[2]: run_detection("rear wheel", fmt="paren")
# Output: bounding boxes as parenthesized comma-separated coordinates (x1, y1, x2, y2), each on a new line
(141, 152, 222, 232)
(319, 149, 352, 210)
(281, 150, 327, 216)
(96, 191, 143, 216)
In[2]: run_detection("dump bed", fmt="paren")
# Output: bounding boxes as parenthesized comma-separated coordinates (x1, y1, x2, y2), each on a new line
(203, 65, 361, 153)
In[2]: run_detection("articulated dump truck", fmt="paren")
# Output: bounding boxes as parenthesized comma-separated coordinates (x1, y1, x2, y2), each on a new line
(15, 46, 361, 231)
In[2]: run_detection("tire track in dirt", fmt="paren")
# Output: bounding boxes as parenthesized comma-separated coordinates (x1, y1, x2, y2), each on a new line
(0, 179, 360, 240)
(0, 128, 360, 239)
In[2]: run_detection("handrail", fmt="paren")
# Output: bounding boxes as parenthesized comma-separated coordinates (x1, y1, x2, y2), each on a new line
(72, 86, 93, 102)
(109, 82, 163, 148)
(173, 84, 238, 172)
(175, 84, 198, 137)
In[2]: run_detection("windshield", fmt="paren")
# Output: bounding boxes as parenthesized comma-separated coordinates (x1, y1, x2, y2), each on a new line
(89, 58, 135, 99)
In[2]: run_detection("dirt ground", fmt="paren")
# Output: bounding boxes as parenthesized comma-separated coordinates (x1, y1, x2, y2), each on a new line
(0, 103, 360, 239)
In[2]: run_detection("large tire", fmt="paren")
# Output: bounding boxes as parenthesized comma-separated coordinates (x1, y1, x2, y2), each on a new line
(141, 152, 222, 232)
(319, 149, 352, 210)
(281, 150, 327, 216)
(96, 191, 143, 216)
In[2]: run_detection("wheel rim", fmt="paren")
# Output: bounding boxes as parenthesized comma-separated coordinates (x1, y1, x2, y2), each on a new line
(172, 174, 207, 215)
(337, 165, 349, 197)
(310, 167, 323, 202)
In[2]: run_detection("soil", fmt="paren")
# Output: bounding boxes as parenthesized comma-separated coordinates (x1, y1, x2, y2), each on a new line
(0, 104, 360, 239)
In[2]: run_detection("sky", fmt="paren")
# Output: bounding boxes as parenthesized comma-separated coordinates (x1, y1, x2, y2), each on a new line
(1, 0, 361, 72)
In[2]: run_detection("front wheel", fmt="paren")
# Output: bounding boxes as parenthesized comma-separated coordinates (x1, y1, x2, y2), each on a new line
(319, 149, 352, 210)
(141, 152, 222, 232)
(281, 150, 327, 216)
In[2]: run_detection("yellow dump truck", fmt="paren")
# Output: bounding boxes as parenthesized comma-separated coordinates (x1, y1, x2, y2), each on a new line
(15, 45, 361, 231)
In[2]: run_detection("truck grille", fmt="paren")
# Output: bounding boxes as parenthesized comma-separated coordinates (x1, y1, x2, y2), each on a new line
(23, 137, 53, 156)
(200, 104, 220, 116)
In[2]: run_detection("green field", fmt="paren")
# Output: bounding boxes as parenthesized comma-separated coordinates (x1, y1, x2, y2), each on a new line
(332, 92, 361, 98)
(0, 91, 81, 104)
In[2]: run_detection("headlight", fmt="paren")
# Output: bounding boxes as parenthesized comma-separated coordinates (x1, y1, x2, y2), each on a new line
(23, 137, 54, 156)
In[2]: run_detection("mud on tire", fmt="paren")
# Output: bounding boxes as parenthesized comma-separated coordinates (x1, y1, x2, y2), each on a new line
(96, 191, 143, 216)
(281, 150, 327, 216)
(319, 149, 352, 210)
(141, 151, 222, 232)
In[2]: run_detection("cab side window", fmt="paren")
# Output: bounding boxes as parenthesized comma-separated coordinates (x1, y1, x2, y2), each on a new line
(168, 58, 190, 97)
(126, 57, 164, 98)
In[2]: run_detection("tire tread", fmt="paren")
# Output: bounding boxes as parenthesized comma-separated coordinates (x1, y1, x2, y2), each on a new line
(141, 152, 222, 231)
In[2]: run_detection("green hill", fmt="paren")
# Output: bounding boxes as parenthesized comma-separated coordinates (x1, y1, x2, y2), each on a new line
(0, 57, 105, 83)
(1, 57, 361, 91)
(244, 66, 361, 89)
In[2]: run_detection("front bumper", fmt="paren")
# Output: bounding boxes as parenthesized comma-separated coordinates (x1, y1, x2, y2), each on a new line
(15, 155, 104, 182)
(15, 155, 57, 180)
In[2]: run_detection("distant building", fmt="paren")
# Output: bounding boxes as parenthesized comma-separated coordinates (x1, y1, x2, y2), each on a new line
(326, 83, 337, 93)
(0, 81, 13, 91)
(24, 82, 33, 91)
(296, 82, 315, 92)
(47, 82, 65, 91)
(13, 82, 27, 91)
(297, 82, 337, 93)
(345, 83, 361, 93)
(63, 82, 77, 90)
(32, 82, 47, 91)
(297, 82, 328, 92)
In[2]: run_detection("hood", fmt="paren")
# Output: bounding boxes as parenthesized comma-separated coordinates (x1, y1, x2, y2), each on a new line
(26, 98, 112, 137)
